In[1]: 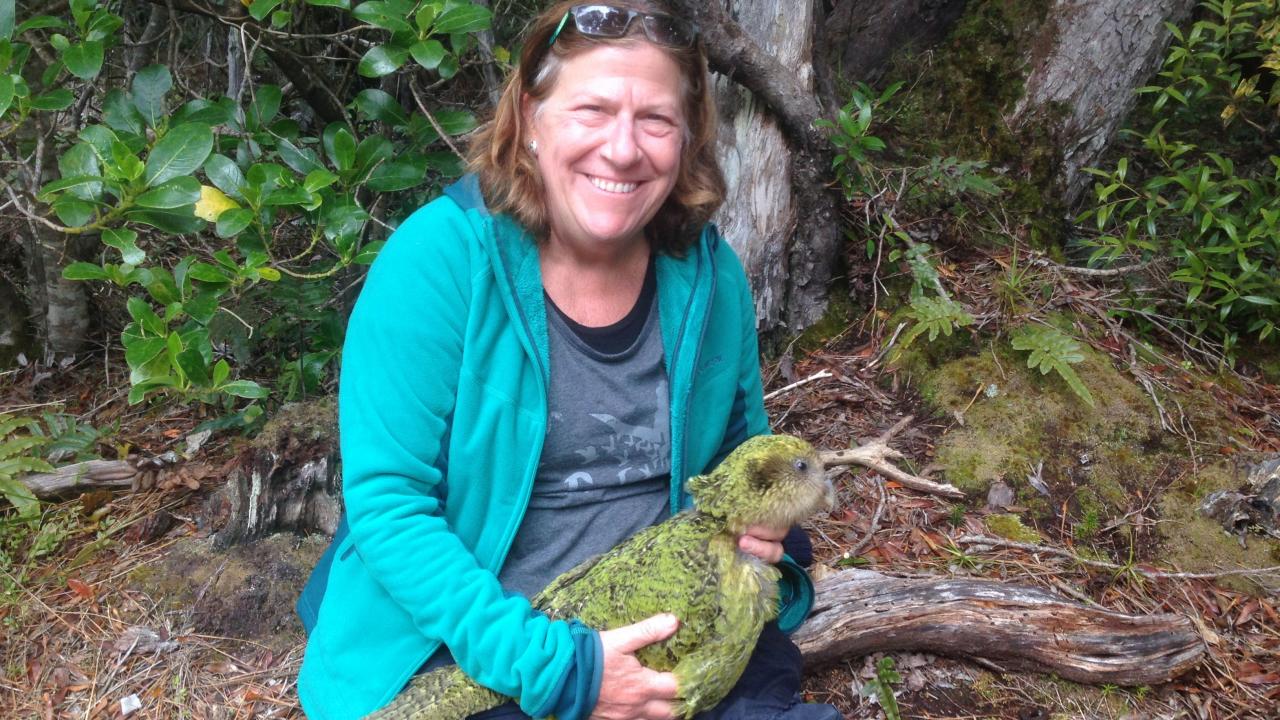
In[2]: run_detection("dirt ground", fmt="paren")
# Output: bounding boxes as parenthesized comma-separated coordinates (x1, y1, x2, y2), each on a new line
(2, 296, 1279, 719)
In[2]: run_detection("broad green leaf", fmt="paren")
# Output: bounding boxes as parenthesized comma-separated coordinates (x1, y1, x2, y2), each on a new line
(328, 126, 356, 172)
(216, 208, 254, 238)
(51, 197, 94, 226)
(433, 4, 491, 33)
(203, 154, 246, 199)
(247, 85, 282, 130)
(110, 141, 146, 182)
(304, 169, 339, 192)
(103, 228, 145, 265)
(353, 135, 394, 182)
(409, 39, 445, 70)
(437, 53, 459, 79)
(366, 158, 425, 192)
(124, 336, 167, 370)
(102, 89, 145, 135)
(174, 97, 236, 127)
(62, 262, 111, 281)
(194, 185, 240, 221)
(212, 359, 231, 387)
(16, 15, 65, 35)
(131, 64, 171, 128)
(127, 296, 166, 335)
(144, 123, 214, 186)
(415, 5, 436, 32)
(0, 74, 13, 118)
(353, 240, 384, 264)
(219, 380, 269, 399)
(175, 345, 210, 385)
(354, 89, 408, 126)
(188, 262, 232, 283)
(351, 2, 414, 33)
(0, 0, 12, 40)
(358, 44, 409, 78)
(136, 176, 201, 209)
(306, 0, 350, 7)
(124, 207, 204, 234)
(276, 138, 324, 175)
(184, 290, 219, 324)
(62, 40, 103, 79)
(248, 0, 283, 22)
(127, 377, 176, 405)
(31, 88, 74, 110)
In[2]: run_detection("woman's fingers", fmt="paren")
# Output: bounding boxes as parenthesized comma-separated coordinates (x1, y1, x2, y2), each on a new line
(593, 615, 681, 719)
(738, 524, 787, 563)
(606, 613, 680, 654)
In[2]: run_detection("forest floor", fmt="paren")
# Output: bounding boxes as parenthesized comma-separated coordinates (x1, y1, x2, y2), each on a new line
(2, 255, 1280, 719)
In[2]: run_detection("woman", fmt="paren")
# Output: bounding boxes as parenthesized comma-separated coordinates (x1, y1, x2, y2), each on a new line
(296, 3, 841, 719)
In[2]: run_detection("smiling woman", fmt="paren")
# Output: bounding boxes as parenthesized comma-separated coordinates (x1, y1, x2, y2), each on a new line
(294, 3, 840, 720)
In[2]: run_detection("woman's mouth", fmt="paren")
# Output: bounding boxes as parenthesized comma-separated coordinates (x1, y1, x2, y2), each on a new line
(588, 176, 639, 194)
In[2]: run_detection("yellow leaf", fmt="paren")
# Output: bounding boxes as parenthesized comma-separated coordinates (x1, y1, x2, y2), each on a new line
(194, 185, 239, 222)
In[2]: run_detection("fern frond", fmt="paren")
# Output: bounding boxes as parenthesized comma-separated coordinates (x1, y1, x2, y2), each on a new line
(902, 296, 974, 347)
(1010, 325, 1096, 407)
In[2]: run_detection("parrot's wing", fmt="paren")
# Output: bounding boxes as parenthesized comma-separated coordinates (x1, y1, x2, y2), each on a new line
(531, 550, 607, 617)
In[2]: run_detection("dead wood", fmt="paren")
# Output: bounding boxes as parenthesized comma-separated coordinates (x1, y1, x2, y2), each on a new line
(21, 459, 137, 498)
(820, 416, 966, 500)
(794, 568, 1205, 686)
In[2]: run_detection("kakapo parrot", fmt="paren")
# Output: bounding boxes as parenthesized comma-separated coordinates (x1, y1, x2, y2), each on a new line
(367, 434, 834, 720)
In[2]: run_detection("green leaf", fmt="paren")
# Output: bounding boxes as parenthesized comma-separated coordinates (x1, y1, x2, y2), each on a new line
(215, 208, 254, 238)
(433, 4, 491, 33)
(0, 74, 12, 118)
(358, 43, 409, 78)
(131, 64, 172, 128)
(304, 169, 339, 192)
(0, 0, 12, 40)
(276, 138, 324, 175)
(188, 262, 232, 284)
(124, 335, 167, 371)
(62, 40, 103, 79)
(175, 345, 210, 386)
(144, 123, 214, 186)
(124, 207, 204, 234)
(409, 39, 446, 70)
(305, 0, 350, 7)
(31, 88, 74, 110)
(366, 158, 425, 191)
(247, 84, 282, 130)
(219, 380, 269, 399)
(329, 126, 356, 172)
(212, 359, 231, 387)
(102, 89, 145, 135)
(52, 197, 94, 227)
(1010, 325, 1094, 407)
(351, 2, 414, 33)
(103, 228, 145, 265)
(354, 88, 408, 126)
(62, 262, 111, 281)
(248, 0, 283, 21)
(136, 176, 201, 208)
(203, 154, 246, 199)
(16, 15, 64, 35)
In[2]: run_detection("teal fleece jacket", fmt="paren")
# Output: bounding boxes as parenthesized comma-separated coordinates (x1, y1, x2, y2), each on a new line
(296, 176, 814, 719)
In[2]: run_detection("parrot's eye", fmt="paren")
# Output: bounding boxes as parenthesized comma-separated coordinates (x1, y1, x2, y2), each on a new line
(793, 459, 808, 472)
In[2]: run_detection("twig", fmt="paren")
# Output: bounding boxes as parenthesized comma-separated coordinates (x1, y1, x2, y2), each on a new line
(764, 370, 833, 402)
(821, 416, 966, 500)
(408, 78, 466, 161)
(846, 475, 888, 557)
(955, 534, 1280, 581)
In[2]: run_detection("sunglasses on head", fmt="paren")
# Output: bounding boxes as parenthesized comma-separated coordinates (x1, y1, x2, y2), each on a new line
(549, 4, 698, 49)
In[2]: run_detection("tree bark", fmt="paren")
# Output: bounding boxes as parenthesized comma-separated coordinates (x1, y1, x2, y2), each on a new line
(1009, 0, 1199, 207)
(821, 0, 970, 86)
(794, 568, 1205, 686)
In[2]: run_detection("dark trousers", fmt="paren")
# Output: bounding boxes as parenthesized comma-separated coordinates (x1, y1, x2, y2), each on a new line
(455, 622, 842, 720)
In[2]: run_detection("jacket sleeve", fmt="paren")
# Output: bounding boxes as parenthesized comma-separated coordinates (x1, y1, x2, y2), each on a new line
(337, 202, 580, 717)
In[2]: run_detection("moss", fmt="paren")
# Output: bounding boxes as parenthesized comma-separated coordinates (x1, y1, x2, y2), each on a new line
(1158, 462, 1280, 594)
(790, 286, 856, 356)
(986, 513, 1042, 542)
(252, 397, 337, 451)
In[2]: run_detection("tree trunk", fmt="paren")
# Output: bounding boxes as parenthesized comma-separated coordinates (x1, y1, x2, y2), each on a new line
(0, 276, 33, 367)
(1009, 0, 1199, 207)
(794, 568, 1204, 686)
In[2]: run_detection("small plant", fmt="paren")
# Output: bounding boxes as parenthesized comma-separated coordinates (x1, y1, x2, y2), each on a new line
(948, 503, 967, 527)
(0, 415, 52, 521)
(860, 656, 903, 720)
(815, 81, 902, 197)
(1074, 507, 1101, 541)
(1010, 325, 1096, 407)
(901, 296, 975, 348)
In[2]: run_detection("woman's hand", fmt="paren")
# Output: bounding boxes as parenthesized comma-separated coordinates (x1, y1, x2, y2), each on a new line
(592, 614, 681, 720)
(737, 524, 787, 564)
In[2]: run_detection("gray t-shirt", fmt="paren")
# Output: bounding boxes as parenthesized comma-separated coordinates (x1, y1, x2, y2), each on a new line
(498, 287, 671, 599)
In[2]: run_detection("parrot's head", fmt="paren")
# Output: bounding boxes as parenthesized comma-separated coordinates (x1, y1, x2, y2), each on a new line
(688, 434, 833, 533)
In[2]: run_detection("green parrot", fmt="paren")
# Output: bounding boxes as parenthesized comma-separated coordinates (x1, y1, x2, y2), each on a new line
(367, 434, 833, 720)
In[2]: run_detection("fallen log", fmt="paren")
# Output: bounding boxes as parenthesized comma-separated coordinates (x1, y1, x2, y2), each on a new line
(793, 568, 1205, 686)
(22, 459, 137, 498)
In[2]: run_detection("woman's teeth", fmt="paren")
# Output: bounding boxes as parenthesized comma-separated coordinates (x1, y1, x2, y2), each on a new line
(589, 176, 638, 194)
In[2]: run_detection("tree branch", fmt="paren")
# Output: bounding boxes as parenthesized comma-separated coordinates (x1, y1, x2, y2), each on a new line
(820, 416, 967, 500)
(668, 0, 826, 151)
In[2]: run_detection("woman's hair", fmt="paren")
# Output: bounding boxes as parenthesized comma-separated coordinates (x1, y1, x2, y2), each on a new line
(467, 0, 726, 255)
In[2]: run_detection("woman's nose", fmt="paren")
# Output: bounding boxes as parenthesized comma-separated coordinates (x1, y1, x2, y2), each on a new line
(601, 117, 641, 167)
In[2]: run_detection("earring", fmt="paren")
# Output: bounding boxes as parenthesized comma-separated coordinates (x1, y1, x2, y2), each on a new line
(528, 139, 538, 156)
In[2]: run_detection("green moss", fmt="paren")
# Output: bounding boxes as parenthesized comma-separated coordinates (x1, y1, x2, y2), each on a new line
(790, 286, 856, 355)
(986, 513, 1042, 542)
(252, 397, 336, 450)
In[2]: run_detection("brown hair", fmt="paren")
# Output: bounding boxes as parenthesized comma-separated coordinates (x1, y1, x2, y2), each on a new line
(467, 0, 725, 255)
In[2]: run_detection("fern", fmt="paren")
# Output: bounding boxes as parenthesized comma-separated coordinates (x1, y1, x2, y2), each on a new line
(901, 296, 975, 347)
(0, 414, 52, 519)
(1010, 326, 1096, 407)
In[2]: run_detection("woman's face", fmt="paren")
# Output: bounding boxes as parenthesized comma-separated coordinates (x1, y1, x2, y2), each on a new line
(526, 42, 685, 257)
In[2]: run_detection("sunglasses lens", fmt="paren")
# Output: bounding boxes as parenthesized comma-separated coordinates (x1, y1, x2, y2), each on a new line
(573, 5, 633, 37)
(642, 15, 694, 47)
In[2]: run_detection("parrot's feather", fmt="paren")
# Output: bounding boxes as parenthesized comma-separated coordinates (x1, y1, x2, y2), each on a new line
(366, 435, 831, 720)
